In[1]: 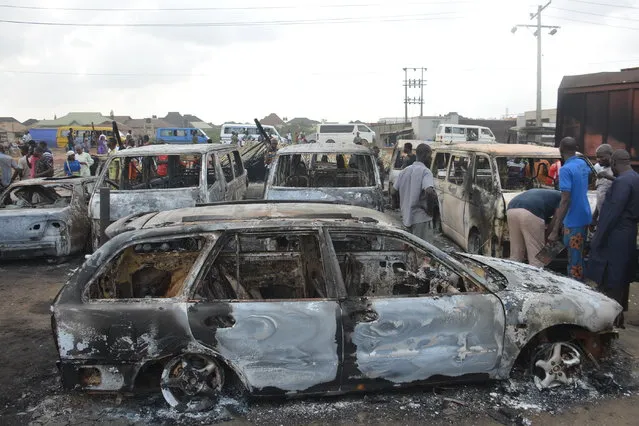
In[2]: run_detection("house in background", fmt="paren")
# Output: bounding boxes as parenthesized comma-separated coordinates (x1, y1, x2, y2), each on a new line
(261, 113, 285, 128)
(0, 117, 27, 144)
(34, 112, 110, 127)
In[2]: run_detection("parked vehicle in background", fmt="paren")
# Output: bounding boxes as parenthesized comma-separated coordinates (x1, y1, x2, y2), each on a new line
(310, 123, 376, 145)
(0, 177, 95, 260)
(428, 143, 596, 257)
(55, 126, 123, 149)
(88, 144, 247, 250)
(156, 128, 208, 144)
(556, 67, 639, 170)
(52, 202, 620, 411)
(28, 128, 58, 148)
(220, 123, 284, 144)
(264, 142, 384, 211)
(435, 124, 496, 144)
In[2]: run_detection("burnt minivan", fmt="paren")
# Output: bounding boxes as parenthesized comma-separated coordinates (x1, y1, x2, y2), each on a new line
(88, 144, 247, 250)
(429, 144, 596, 257)
(264, 143, 384, 211)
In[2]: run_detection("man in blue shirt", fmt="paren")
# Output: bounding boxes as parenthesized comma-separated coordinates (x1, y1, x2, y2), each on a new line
(548, 137, 592, 280)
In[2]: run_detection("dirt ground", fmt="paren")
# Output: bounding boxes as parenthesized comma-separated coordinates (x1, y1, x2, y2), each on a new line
(0, 254, 638, 425)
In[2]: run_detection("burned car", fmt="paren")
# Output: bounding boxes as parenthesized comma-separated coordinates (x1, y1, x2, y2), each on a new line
(0, 177, 95, 260)
(264, 143, 384, 211)
(51, 202, 621, 411)
(430, 144, 596, 257)
(89, 144, 247, 251)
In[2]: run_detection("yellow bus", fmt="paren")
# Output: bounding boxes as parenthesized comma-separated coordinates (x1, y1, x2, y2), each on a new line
(56, 126, 124, 148)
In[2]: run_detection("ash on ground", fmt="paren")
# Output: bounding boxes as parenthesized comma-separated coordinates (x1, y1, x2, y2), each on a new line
(21, 344, 638, 426)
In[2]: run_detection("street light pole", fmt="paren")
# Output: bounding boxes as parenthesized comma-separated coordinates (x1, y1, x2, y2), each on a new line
(511, 1, 559, 130)
(536, 4, 542, 128)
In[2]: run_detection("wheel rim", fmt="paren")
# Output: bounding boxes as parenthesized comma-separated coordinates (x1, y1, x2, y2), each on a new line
(161, 354, 224, 411)
(532, 342, 582, 390)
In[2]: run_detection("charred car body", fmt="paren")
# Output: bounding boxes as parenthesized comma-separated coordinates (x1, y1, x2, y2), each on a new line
(88, 144, 247, 250)
(0, 177, 95, 260)
(264, 143, 384, 211)
(51, 202, 620, 410)
(429, 143, 596, 257)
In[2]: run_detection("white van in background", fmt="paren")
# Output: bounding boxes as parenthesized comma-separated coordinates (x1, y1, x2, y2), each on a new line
(435, 124, 496, 144)
(220, 123, 284, 144)
(310, 123, 376, 145)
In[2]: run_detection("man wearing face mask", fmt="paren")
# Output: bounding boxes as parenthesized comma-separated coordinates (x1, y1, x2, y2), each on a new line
(586, 149, 639, 327)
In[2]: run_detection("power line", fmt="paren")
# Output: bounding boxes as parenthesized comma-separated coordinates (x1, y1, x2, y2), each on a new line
(4, 58, 637, 78)
(545, 14, 639, 30)
(565, 0, 639, 10)
(552, 6, 639, 21)
(0, 1, 469, 12)
(0, 12, 460, 27)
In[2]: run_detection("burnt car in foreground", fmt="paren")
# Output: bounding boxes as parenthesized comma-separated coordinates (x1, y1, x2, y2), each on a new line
(51, 202, 621, 411)
(0, 177, 95, 260)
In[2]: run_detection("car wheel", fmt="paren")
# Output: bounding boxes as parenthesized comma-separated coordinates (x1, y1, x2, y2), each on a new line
(161, 353, 225, 412)
(326, 139, 336, 143)
(531, 342, 582, 390)
(468, 230, 482, 255)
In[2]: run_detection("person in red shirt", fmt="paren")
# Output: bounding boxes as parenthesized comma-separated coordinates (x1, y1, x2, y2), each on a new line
(548, 160, 561, 186)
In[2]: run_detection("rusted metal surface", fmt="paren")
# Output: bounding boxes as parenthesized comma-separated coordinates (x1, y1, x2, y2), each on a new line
(51, 204, 621, 405)
(0, 177, 94, 260)
(433, 144, 560, 157)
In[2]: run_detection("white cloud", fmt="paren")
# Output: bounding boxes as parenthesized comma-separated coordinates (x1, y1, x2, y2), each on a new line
(0, 0, 638, 123)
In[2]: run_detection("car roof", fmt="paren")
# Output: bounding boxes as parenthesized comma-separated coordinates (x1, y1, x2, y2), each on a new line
(277, 143, 373, 155)
(432, 143, 559, 156)
(140, 202, 401, 229)
(437, 124, 489, 129)
(6, 176, 95, 188)
(111, 144, 237, 157)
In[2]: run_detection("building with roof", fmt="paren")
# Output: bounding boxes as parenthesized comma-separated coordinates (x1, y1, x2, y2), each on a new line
(261, 113, 285, 128)
(34, 112, 110, 127)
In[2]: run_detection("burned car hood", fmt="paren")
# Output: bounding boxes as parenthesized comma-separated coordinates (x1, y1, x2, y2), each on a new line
(461, 255, 622, 335)
(265, 187, 383, 210)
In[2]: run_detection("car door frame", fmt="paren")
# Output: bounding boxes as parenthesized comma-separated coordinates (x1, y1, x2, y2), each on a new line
(185, 226, 346, 396)
(441, 152, 472, 249)
(324, 227, 506, 392)
(465, 153, 500, 255)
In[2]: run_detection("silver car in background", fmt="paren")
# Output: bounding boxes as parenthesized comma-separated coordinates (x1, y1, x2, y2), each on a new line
(264, 143, 384, 211)
(0, 177, 95, 260)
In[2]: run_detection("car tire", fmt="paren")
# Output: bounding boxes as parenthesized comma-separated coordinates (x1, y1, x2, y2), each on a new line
(468, 230, 482, 255)
(326, 139, 336, 144)
(161, 353, 225, 412)
(530, 342, 583, 390)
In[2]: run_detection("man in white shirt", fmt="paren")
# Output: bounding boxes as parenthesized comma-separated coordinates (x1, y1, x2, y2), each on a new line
(74, 145, 94, 177)
(393, 143, 436, 241)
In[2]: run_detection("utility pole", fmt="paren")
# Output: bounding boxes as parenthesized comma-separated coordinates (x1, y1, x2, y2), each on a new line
(511, 1, 559, 128)
(403, 67, 427, 124)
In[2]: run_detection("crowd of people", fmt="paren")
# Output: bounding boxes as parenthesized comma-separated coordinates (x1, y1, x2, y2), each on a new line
(506, 137, 639, 327)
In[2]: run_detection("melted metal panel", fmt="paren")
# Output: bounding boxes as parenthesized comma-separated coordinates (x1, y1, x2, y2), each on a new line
(351, 295, 504, 383)
(213, 301, 339, 392)
(265, 187, 383, 211)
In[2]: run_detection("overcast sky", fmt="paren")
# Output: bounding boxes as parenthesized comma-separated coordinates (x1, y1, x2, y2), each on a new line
(0, 0, 638, 124)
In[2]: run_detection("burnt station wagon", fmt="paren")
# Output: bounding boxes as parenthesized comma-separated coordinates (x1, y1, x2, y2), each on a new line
(51, 202, 620, 411)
